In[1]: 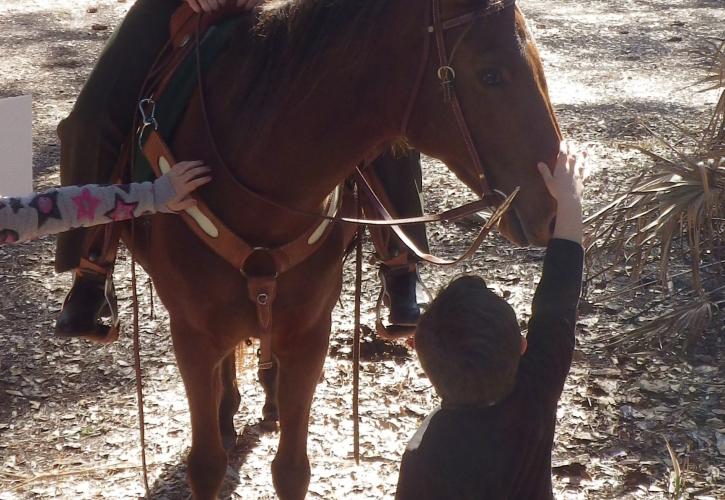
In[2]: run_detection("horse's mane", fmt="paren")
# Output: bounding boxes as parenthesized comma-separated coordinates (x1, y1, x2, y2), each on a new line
(216, 0, 391, 118)
(254, 0, 389, 65)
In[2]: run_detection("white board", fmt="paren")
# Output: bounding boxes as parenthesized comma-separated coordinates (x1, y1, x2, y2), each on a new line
(0, 95, 33, 197)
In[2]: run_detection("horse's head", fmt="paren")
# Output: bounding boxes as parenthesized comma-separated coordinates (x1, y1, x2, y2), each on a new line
(405, 0, 560, 246)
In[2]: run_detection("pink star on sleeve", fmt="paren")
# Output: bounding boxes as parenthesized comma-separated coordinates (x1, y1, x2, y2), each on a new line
(72, 188, 102, 222)
(104, 194, 139, 221)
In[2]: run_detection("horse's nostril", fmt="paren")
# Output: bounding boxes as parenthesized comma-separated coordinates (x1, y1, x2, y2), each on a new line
(549, 216, 557, 235)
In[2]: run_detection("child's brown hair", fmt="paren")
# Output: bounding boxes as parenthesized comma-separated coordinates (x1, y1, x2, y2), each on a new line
(415, 275, 522, 406)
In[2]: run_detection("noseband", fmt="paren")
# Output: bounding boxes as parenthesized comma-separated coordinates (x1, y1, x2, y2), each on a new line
(401, 0, 517, 202)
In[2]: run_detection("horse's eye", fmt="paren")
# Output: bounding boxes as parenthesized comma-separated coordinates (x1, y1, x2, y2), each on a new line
(480, 68, 504, 87)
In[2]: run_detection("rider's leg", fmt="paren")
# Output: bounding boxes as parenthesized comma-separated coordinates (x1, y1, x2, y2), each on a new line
(55, 0, 180, 338)
(369, 149, 428, 326)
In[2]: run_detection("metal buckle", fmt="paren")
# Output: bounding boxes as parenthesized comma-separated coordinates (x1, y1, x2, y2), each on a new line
(138, 98, 158, 148)
(437, 66, 456, 102)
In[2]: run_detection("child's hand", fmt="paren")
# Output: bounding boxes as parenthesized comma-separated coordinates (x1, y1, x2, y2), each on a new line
(537, 142, 587, 206)
(537, 142, 587, 244)
(164, 161, 212, 212)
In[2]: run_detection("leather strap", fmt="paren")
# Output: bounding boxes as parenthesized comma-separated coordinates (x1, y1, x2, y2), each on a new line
(431, 0, 489, 195)
(355, 167, 518, 265)
(247, 275, 277, 370)
(142, 130, 342, 369)
(441, 0, 515, 30)
(144, 131, 255, 268)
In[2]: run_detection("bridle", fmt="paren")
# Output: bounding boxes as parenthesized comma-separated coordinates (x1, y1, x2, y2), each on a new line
(402, 0, 517, 201)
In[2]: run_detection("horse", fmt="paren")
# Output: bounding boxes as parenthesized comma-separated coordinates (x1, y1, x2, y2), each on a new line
(125, 0, 561, 498)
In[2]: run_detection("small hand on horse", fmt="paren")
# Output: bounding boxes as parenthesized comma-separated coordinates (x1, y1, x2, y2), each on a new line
(185, 0, 265, 14)
(164, 161, 213, 212)
(536, 142, 589, 245)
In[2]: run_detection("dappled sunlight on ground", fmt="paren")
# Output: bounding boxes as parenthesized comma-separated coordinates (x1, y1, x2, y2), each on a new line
(0, 0, 723, 498)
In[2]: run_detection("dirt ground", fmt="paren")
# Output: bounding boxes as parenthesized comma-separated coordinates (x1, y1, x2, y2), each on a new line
(0, 0, 724, 498)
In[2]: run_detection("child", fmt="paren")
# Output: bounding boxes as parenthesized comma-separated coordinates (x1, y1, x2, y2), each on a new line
(0, 161, 210, 245)
(396, 143, 586, 499)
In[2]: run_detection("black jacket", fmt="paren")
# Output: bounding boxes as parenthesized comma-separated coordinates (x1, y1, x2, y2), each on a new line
(396, 239, 584, 500)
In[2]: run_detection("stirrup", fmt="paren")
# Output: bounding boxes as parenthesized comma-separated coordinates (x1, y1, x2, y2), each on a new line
(56, 259, 120, 344)
(90, 272, 121, 344)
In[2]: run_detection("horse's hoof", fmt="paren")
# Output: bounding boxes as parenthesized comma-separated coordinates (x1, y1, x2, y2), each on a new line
(222, 432, 238, 453)
(260, 418, 278, 433)
(272, 458, 310, 500)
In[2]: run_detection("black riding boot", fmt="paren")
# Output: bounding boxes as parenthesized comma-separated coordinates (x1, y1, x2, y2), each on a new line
(380, 263, 422, 327)
(371, 150, 428, 328)
(55, 262, 119, 344)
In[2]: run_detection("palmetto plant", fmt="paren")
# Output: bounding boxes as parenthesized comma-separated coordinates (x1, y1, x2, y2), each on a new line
(700, 38, 725, 151)
(586, 40, 725, 351)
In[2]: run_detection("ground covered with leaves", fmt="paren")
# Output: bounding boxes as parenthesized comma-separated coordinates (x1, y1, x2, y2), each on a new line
(1, 0, 724, 498)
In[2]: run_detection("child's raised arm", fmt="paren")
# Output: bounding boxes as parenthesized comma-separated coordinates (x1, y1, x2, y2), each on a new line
(517, 142, 587, 401)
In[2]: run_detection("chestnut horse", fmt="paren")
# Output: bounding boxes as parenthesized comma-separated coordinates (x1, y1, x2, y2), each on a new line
(126, 0, 560, 498)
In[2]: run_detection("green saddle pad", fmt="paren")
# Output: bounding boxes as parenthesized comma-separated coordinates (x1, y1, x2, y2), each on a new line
(134, 17, 242, 182)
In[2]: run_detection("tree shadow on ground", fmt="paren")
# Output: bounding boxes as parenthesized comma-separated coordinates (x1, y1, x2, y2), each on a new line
(556, 99, 713, 141)
(0, 240, 160, 428)
(145, 422, 266, 499)
(0, 12, 103, 46)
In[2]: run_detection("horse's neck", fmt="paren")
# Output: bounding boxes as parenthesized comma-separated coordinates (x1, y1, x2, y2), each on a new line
(199, 0, 424, 235)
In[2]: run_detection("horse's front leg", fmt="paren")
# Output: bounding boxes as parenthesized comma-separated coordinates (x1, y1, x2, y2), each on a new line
(172, 319, 230, 500)
(219, 351, 242, 452)
(258, 357, 280, 431)
(271, 320, 330, 500)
